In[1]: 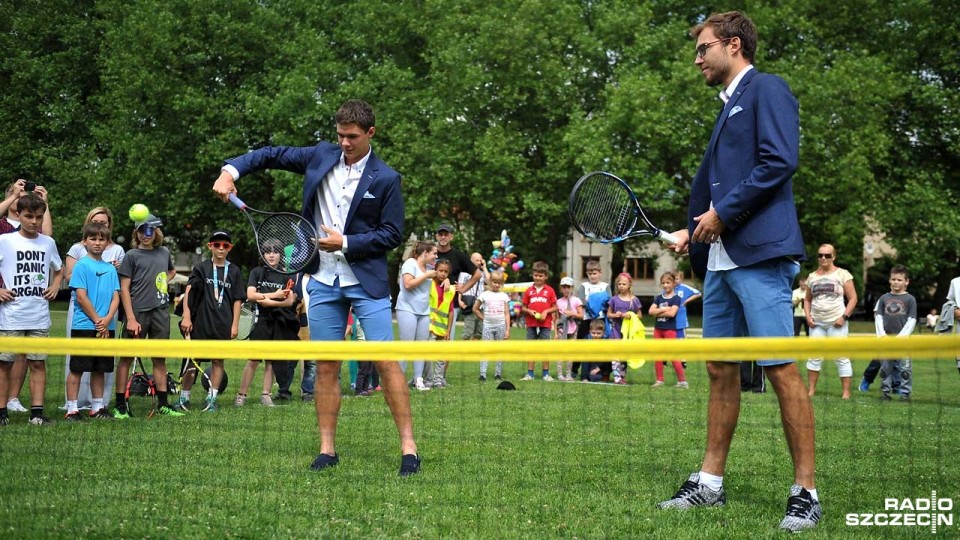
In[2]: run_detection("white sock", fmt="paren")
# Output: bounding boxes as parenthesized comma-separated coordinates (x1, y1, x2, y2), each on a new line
(808, 488, 819, 501)
(698, 471, 723, 491)
(66, 400, 78, 414)
(210, 389, 219, 399)
(91, 398, 103, 411)
(181, 390, 191, 401)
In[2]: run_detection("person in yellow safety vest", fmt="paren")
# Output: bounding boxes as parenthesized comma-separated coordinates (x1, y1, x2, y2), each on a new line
(427, 259, 457, 388)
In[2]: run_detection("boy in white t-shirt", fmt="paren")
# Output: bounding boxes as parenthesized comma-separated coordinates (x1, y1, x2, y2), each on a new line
(473, 272, 511, 381)
(0, 194, 63, 426)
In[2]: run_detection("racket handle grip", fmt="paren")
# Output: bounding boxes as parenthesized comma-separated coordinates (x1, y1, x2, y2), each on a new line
(227, 193, 247, 210)
(657, 230, 680, 245)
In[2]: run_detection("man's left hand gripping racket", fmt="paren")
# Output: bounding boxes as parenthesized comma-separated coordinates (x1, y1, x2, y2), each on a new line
(568, 171, 679, 244)
(228, 194, 319, 274)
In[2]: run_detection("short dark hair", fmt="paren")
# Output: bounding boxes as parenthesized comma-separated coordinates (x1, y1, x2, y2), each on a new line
(692, 11, 758, 64)
(531, 261, 549, 275)
(890, 264, 909, 280)
(435, 259, 451, 271)
(335, 100, 376, 131)
(589, 319, 605, 333)
(82, 222, 112, 241)
(16, 193, 46, 215)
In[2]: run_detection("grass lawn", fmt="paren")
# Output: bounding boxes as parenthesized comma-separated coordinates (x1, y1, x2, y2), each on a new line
(0, 311, 958, 538)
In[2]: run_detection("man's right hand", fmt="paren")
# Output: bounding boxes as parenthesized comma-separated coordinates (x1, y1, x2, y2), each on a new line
(668, 229, 690, 254)
(212, 170, 237, 202)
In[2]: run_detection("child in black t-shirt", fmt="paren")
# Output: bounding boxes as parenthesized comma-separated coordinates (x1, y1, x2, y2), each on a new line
(178, 230, 244, 412)
(235, 240, 300, 406)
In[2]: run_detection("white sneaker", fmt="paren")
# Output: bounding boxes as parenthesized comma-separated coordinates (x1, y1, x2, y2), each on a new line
(520, 374, 534, 381)
(234, 394, 247, 407)
(674, 381, 689, 389)
(6, 398, 27, 412)
(542, 374, 554, 382)
(260, 394, 275, 407)
(651, 381, 665, 388)
(414, 378, 431, 391)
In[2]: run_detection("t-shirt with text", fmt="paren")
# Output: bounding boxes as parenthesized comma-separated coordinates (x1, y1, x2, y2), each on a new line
(187, 259, 244, 340)
(653, 293, 682, 331)
(874, 292, 917, 336)
(69, 256, 120, 331)
(807, 268, 854, 322)
(0, 232, 62, 330)
(478, 290, 510, 327)
(522, 284, 557, 328)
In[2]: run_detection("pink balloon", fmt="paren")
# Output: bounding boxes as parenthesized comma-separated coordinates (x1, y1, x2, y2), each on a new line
(512, 262, 520, 271)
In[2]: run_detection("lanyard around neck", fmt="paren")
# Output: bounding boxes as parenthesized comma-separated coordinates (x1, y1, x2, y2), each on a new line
(213, 260, 229, 308)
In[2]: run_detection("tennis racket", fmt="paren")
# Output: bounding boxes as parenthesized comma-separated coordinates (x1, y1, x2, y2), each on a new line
(125, 357, 157, 418)
(228, 194, 319, 275)
(236, 301, 255, 340)
(568, 171, 679, 244)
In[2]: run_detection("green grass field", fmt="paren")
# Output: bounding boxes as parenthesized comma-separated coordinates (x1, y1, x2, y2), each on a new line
(1, 311, 958, 538)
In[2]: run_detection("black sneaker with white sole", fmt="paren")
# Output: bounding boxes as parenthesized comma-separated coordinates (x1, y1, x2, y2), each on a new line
(779, 485, 822, 532)
(657, 473, 726, 509)
(399, 454, 421, 477)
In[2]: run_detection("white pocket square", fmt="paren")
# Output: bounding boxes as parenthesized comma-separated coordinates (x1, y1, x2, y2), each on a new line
(362, 191, 376, 199)
(728, 105, 743, 118)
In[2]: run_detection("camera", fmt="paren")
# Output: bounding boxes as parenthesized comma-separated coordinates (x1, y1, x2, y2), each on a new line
(24, 182, 35, 192)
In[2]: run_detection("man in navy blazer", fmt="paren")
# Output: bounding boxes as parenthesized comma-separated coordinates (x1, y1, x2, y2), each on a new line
(213, 100, 420, 476)
(659, 12, 820, 532)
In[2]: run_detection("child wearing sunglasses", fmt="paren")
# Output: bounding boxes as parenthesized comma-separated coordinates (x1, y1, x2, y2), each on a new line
(177, 230, 245, 412)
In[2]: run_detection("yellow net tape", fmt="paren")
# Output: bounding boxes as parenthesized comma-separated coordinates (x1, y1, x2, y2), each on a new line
(1, 335, 958, 362)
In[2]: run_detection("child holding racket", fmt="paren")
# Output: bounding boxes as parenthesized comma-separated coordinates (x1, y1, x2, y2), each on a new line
(177, 230, 245, 412)
(649, 271, 687, 388)
(236, 240, 299, 407)
(521, 261, 558, 381)
(474, 271, 511, 381)
(114, 214, 182, 418)
(607, 272, 643, 384)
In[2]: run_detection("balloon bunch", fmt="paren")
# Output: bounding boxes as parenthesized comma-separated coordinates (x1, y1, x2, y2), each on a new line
(488, 229, 524, 278)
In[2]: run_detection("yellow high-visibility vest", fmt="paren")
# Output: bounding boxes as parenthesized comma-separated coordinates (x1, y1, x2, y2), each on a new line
(429, 282, 457, 337)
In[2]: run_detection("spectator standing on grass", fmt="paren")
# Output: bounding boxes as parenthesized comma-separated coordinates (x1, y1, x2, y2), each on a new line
(554, 276, 583, 381)
(649, 272, 687, 389)
(213, 100, 420, 476)
(62, 207, 125, 412)
(427, 259, 457, 389)
(947, 275, 960, 375)
(872, 265, 916, 401)
(177, 231, 244, 412)
(475, 272, 511, 381)
(395, 240, 437, 391)
(660, 12, 819, 531)
(0, 194, 62, 426)
(459, 252, 489, 342)
(435, 223, 482, 340)
(521, 261, 558, 381)
(673, 271, 702, 340)
(64, 222, 120, 421)
(236, 241, 300, 407)
(113, 215, 182, 419)
(574, 260, 610, 379)
(792, 277, 809, 337)
(607, 272, 642, 384)
(2, 179, 54, 415)
(804, 243, 857, 399)
(924, 308, 938, 332)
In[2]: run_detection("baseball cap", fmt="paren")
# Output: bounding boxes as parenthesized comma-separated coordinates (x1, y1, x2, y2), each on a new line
(209, 230, 232, 243)
(436, 223, 454, 234)
(560, 277, 575, 287)
(135, 214, 163, 230)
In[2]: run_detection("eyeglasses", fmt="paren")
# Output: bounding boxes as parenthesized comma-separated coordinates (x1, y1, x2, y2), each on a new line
(209, 242, 232, 249)
(817, 253, 834, 259)
(696, 37, 733, 58)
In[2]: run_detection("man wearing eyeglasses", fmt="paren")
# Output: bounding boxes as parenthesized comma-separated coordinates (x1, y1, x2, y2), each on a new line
(663, 11, 819, 532)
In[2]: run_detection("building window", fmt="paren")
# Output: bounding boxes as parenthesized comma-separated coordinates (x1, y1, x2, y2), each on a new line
(624, 257, 655, 280)
(581, 256, 601, 277)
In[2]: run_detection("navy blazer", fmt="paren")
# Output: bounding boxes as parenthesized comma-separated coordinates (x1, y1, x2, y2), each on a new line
(225, 142, 404, 299)
(688, 69, 806, 279)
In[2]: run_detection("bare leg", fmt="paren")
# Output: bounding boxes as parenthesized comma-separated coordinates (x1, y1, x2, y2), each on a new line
(152, 359, 168, 392)
(210, 360, 224, 392)
(90, 372, 104, 402)
(116, 358, 132, 394)
(66, 371, 82, 401)
(700, 361, 741, 476)
(262, 362, 274, 395)
(28, 360, 46, 407)
(806, 370, 819, 397)
(374, 360, 417, 456)
(0, 362, 11, 408)
(8, 355, 26, 401)
(765, 363, 816, 489)
(238, 360, 261, 396)
(315, 361, 343, 455)
(840, 376, 851, 400)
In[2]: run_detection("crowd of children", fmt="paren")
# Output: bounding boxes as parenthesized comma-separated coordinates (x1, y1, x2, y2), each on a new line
(0, 189, 936, 426)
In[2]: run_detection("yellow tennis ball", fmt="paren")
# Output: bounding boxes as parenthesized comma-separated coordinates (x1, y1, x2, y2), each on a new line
(128, 204, 150, 222)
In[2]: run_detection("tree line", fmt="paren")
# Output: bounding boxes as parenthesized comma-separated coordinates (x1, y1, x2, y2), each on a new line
(1, 0, 957, 305)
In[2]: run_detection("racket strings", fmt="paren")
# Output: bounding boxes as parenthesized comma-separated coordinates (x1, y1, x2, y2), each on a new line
(257, 215, 317, 274)
(571, 175, 637, 240)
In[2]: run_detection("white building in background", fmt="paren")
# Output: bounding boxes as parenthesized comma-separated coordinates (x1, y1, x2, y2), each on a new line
(561, 230, 682, 298)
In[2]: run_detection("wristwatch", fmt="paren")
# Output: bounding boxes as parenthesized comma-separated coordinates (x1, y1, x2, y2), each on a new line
(842, 313, 850, 320)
